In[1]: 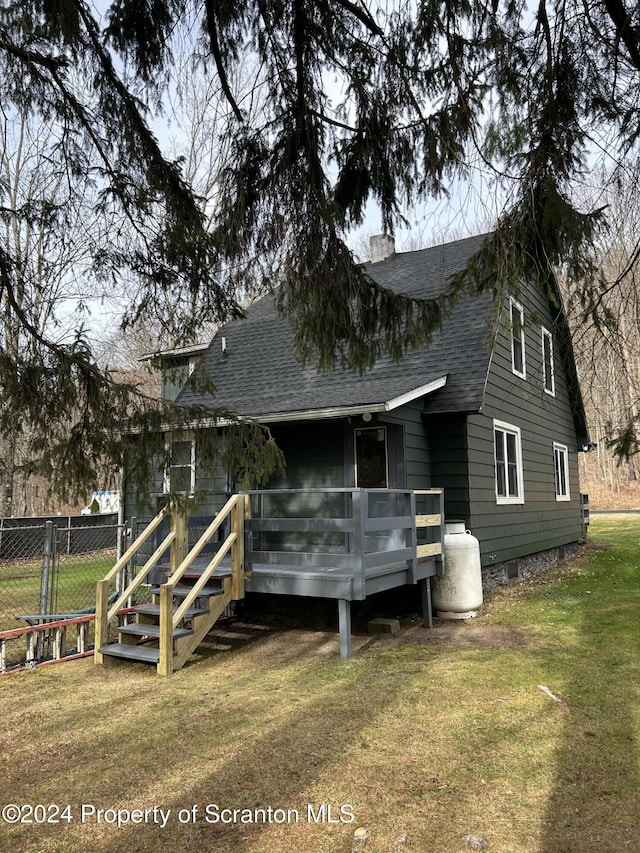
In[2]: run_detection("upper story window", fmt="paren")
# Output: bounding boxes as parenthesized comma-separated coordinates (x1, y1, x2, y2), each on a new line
(541, 327, 555, 396)
(553, 443, 570, 501)
(509, 298, 526, 378)
(494, 420, 525, 505)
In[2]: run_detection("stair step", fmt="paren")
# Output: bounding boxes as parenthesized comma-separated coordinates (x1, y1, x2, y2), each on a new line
(132, 604, 209, 619)
(149, 585, 224, 598)
(117, 624, 193, 640)
(183, 566, 232, 579)
(99, 644, 161, 664)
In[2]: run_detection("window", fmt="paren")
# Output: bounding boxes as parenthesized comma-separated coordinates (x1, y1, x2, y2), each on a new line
(355, 427, 388, 488)
(164, 435, 195, 494)
(494, 420, 524, 504)
(553, 443, 570, 501)
(510, 298, 526, 378)
(542, 327, 555, 396)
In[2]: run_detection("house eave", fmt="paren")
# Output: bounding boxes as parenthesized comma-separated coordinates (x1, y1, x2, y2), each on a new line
(139, 343, 209, 363)
(384, 375, 447, 411)
(124, 375, 448, 434)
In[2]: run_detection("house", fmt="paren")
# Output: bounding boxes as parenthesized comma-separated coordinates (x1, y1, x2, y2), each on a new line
(105, 233, 589, 671)
(151, 233, 588, 566)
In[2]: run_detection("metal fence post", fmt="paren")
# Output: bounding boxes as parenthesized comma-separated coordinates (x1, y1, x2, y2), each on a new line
(49, 525, 59, 616)
(39, 521, 55, 620)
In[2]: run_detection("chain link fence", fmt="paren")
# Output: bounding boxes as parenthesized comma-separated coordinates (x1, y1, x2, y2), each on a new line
(0, 503, 234, 671)
(0, 514, 123, 633)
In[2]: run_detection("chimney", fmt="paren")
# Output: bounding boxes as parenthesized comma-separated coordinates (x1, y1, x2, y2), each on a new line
(370, 234, 395, 263)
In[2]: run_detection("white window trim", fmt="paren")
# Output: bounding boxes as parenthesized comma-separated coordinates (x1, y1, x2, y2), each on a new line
(542, 327, 555, 396)
(509, 297, 526, 379)
(553, 442, 571, 501)
(494, 419, 525, 505)
(164, 432, 196, 495)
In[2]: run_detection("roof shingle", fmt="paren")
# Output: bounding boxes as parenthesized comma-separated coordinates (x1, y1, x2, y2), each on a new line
(176, 234, 495, 419)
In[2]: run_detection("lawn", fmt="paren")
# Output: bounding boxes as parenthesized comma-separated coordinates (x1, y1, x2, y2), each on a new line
(0, 515, 638, 853)
(0, 551, 118, 632)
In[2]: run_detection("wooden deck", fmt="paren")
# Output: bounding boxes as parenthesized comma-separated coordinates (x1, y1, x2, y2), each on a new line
(95, 487, 445, 667)
(176, 487, 444, 658)
(154, 487, 444, 602)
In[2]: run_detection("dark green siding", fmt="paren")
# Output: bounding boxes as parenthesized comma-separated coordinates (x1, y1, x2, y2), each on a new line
(260, 420, 346, 546)
(122, 428, 233, 524)
(266, 421, 345, 490)
(463, 286, 584, 565)
(383, 401, 431, 490)
(161, 358, 190, 402)
(428, 416, 470, 520)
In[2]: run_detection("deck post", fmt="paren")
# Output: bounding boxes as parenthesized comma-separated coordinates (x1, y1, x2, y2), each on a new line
(420, 577, 433, 629)
(170, 502, 189, 575)
(158, 584, 174, 677)
(351, 489, 367, 600)
(231, 496, 245, 600)
(338, 599, 352, 659)
(94, 579, 109, 664)
(408, 490, 417, 583)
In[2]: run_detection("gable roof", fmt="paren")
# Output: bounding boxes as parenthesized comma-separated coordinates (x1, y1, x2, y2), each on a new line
(176, 234, 497, 421)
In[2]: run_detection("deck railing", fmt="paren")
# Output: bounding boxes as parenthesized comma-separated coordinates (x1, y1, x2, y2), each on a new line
(245, 487, 444, 599)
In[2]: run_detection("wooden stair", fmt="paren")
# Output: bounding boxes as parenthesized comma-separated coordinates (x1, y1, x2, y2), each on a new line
(95, 494, 247, 676)
(98, 569, 233, 671)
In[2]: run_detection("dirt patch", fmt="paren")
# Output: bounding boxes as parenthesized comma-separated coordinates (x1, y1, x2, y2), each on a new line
(583, 540, 614, 551)
(200, 616, 533, 661)
(361, 617, 533, 653)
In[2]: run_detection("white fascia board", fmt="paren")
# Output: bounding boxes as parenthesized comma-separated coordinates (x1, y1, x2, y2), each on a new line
(255, 403, 385, 423)
(130, 403, 387, 435)
(138, 343, 209, 363)
(384, 375, 448, 411)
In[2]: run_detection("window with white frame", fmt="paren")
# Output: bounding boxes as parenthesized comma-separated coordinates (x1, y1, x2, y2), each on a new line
(494, 420, 524, 504)
(509, 297, 526, 378)
(553, 443, 570, 501)
(164, 434, 196, 494)
(542, 327, 555, 396)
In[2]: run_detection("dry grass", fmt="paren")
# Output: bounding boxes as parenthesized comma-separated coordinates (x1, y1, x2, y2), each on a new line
(1, 516, 639, 853)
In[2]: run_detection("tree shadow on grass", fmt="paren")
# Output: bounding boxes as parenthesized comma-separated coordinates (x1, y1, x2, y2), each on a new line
(1, 632, 402, 853)
(539, 578, 640, 850)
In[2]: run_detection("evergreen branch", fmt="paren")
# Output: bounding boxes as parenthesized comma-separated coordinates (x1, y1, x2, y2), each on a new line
(332, 0, 384, 37)
(0, 37, 68, 73)
(602, 0, 640, 71)
(204, 0, 244, 122)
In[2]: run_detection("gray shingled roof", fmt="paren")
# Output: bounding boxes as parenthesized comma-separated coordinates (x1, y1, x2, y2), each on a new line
(176, 234, 496, 419)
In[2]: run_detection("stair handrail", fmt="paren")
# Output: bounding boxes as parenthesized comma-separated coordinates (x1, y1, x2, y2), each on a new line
(106, 531, 176, 621)
(163, 494, 244, 624)
(164, 493, 242, 589)
(159, 494, 246, 666)
(95, 505, 171, 663)
(101, 506, 169, 583)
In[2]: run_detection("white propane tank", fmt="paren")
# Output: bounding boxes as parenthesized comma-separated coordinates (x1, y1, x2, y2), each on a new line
(432, 521, 483, 619)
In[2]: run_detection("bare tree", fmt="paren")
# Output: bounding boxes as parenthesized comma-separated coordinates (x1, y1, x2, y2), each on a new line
(562, 166, 640, 498)
(0, 104, 120, 514)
